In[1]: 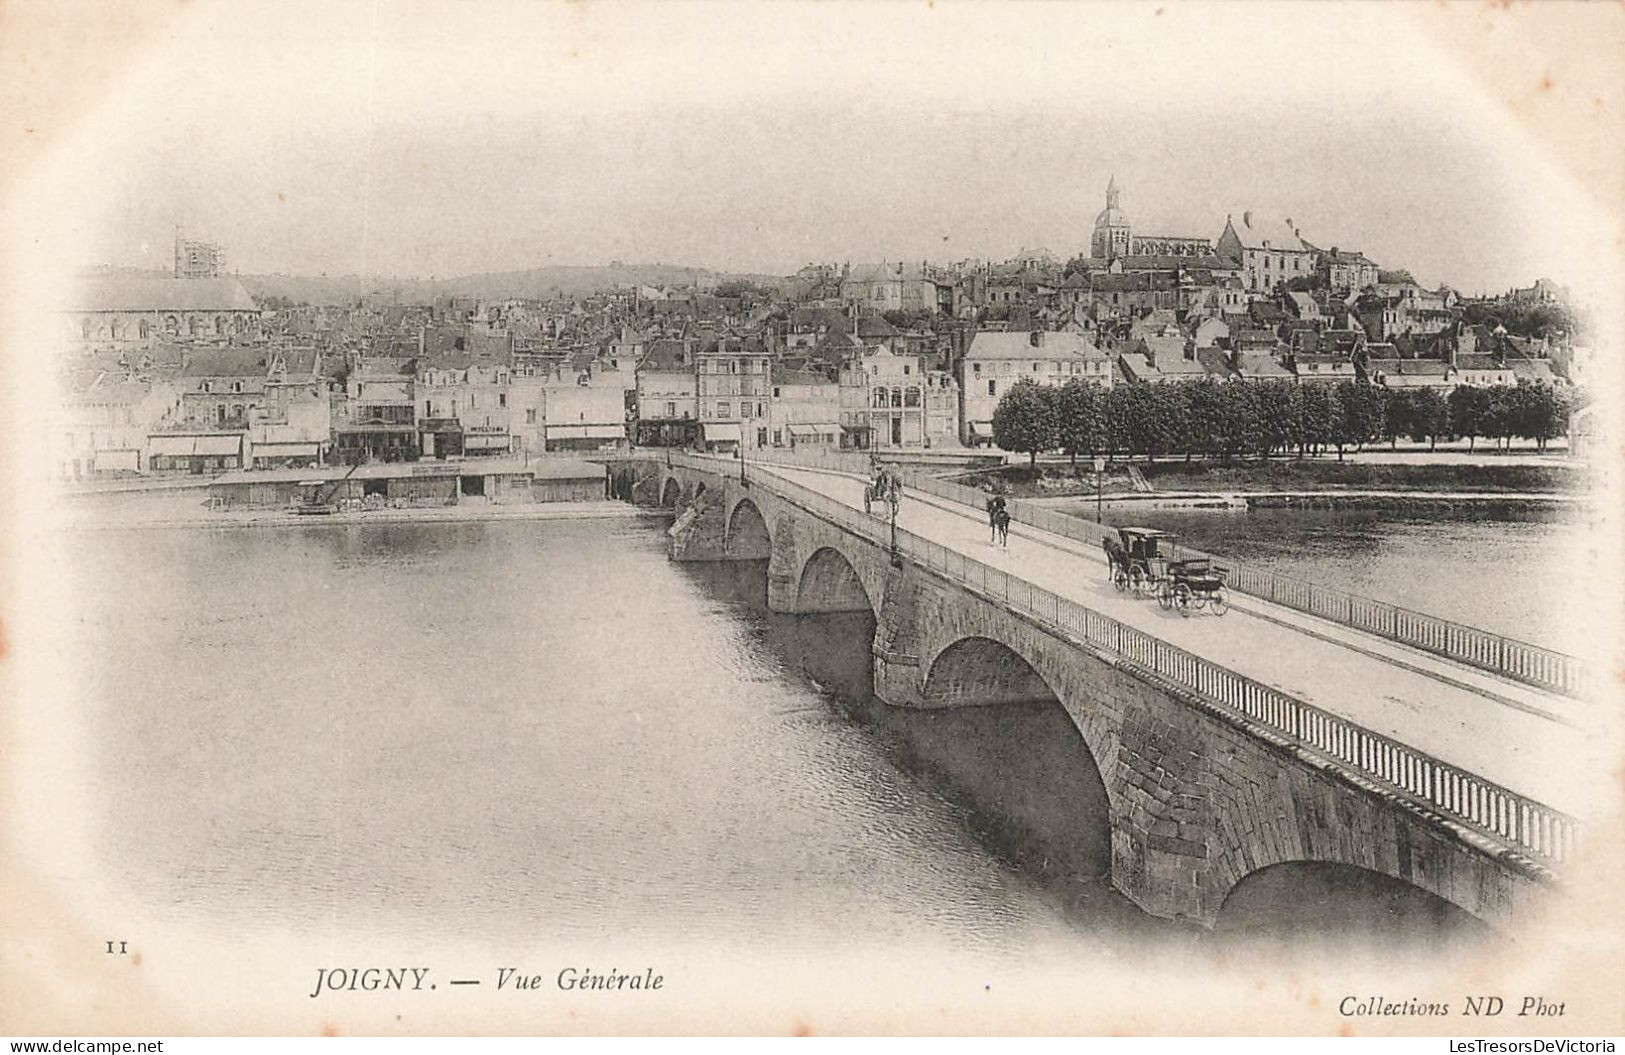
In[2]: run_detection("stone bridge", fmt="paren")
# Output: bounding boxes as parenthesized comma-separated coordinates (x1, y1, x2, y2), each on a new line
(637, 455, 1574, 932)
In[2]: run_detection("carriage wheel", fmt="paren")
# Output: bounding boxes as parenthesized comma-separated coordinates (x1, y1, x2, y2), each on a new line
(1174, 583, 1193, 616)
(1210, 588, 1229, 616)
(1157, 581, 1174, 610)
(1113, 569, 1128, 592)
(1129, 566, 1145, 594)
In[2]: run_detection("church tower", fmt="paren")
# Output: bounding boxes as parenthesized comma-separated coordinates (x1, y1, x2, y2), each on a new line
(1090, 175, 1132, 260)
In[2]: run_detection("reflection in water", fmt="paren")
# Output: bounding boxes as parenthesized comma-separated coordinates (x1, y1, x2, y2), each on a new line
(64, 516, 1500, 962)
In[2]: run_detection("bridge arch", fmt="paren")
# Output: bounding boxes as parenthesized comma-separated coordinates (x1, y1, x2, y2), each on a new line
(920, 633, 1114, 875)
(725, 497, 772, 559)
(1215, 859, 1499, 943)
(795, 545, 878, 615)
(659, 476, 682, 508)
(923, 636, 1062, 708)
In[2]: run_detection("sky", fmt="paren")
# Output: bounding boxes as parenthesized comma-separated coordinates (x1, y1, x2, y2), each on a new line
(21, 0, 1623, 296)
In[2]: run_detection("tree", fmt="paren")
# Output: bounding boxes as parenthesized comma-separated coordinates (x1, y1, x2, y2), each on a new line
(1218, 382, 1265, 461)
(1298, 383, 1335, 456)
(1102, 384, 1134, 462)
(1054, 379, 1105, 465)
(1382, 389, 1412, 450)
(1406, 388, 1450, 451)
(1115, 382, 1182, 460)
(1182, 379, 1227, 461)
(1519, 383, 1567, 451)
(1482, 385, 1519, 450)
(1448, 385, 1488, 451)
(1332, 381, 1386, 457)
(991, 379, 1060, 468)
(1253, 380, 1303, 458)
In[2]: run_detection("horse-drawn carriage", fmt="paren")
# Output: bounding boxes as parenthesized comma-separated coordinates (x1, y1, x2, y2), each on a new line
(864, 469, 902, 518)
(1102, 527, 1229, 616)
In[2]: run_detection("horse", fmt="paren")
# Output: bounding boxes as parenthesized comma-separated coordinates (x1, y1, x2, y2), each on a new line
(993, 507, 1011, 547)
(986, 496, 1007, 542)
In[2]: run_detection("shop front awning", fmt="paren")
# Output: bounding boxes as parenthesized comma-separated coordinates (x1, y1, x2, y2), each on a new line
(788, 423, 840, 438)
(840, 424, 871, 436)
(969, 421, 994, 437)
(702, 422, 742, 443)
(149, 434, 242, 457)
(463, 434, 513, 450)
(548, 424, 625, 440)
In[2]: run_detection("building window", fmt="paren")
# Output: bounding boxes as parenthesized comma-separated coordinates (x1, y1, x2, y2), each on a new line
(526, 408, 537, 424)
(499, 393, 507, 408)
(665, 401, 676, 417)
(987, 380, 996, 397)
(718, 402, 731, 418)
(904, 387, 920, 408)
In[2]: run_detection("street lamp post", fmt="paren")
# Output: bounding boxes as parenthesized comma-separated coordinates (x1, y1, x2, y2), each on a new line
(889, 493, 900, 566)
(1093, 455, 1105, 523)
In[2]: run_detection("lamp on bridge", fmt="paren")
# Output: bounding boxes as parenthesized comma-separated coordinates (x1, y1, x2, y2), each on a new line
(889, 485, 901, 568)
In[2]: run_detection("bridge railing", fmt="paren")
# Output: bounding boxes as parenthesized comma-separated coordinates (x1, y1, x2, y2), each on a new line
(733, 459, 1580, 870)
(888, 469, 1591, 699)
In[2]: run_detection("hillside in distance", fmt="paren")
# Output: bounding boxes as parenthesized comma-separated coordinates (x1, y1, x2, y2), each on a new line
(75, 262, 786, 306)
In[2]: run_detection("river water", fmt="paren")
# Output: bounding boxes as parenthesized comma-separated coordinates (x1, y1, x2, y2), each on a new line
(1048, 501, 1592, 651)
(59, 512, 1496, 969)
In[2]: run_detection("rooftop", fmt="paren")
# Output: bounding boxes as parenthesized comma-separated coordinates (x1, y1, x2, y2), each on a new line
(66, 274, 260, 314)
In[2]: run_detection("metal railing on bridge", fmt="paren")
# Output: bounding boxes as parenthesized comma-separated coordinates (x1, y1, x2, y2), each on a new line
(664, 450, 1580, 869)
(893, 469, 1591, 700)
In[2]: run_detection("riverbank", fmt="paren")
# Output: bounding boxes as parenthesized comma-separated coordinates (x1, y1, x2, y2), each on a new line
(963, 457, 1588, 503)
(57, 493, 663, 530)
(1031, 489, 1585, 514)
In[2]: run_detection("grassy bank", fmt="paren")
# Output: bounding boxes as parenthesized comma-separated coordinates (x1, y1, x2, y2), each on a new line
(960, 458, 1586, 498)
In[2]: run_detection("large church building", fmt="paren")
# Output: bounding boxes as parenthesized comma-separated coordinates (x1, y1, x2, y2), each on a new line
(1088, 176, 1214, 261)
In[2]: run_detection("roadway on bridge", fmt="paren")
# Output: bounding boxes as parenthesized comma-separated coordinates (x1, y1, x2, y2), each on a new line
(760, 465, 1598, 818)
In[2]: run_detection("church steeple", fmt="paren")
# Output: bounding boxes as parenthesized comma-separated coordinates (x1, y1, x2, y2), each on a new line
(1105, 174, 1120, 211)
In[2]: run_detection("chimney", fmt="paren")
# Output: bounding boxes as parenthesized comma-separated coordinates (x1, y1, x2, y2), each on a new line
(1242, 211, 1252, 228)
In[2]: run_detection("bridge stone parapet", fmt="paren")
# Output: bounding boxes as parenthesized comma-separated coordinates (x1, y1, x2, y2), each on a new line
(880, 557, 1549, 928)
(651, 456, 1554, 932)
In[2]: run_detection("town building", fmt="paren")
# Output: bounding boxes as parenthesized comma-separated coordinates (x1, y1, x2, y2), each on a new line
(49, 377, 180, 479)
(1318, 248, 1380, 293)
(334, 356, 418, 462)
(1090, 176, 1134, 260)
(64, 272, 262, 347)
(633, 338, 700, 446)
(767, 365, 842, 449)
(1088, 176, 1214, 262)
(696, 335, 772, 451)
(542, 364, 629, 452)
(173, 227, 226, 279)
(839, 262, 947, 315)
(959, 330, 1110, 445)
(1214, 212, 1315, 292)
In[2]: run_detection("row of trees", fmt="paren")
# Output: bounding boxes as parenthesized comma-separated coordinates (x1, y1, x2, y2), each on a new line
(989, 378, 1574, 466)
